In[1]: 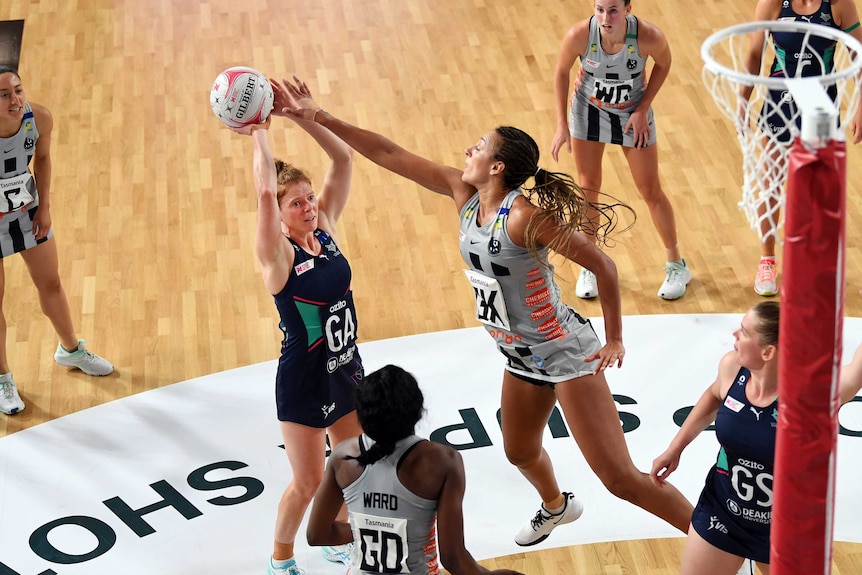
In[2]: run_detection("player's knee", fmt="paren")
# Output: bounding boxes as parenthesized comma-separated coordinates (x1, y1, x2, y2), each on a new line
(34, 275, 63, 296)
(597, 468, 641, 503)
(502, 442, 541, 469)
(636, 184, 667, 206)
(290, 474, 324, 501)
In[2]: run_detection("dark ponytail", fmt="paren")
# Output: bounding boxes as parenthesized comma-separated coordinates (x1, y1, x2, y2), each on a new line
(345, 364, 426, 466)
(492, 126, 635, 258)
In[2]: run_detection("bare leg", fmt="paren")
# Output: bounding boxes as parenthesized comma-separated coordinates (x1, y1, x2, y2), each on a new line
(499, 371, 563, 506)
(622, 144, 681, 262)
(554, 371, 693, 532)
(757, 198, 777, 259)
(273, 411, 360, 560)
(571, 138, 606, 243)
(19, 238, 78, 351)
(0, 260, 7, 374)
(679, 523, 747, 575)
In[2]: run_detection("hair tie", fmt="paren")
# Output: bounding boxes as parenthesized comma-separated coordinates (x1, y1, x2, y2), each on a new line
(534, 166, 541, 177)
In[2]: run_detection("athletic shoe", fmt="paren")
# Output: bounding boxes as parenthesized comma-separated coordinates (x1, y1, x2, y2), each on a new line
(0, 374, 25, 415)
(267, 557, 304, 575)
(575, 269, 598, 299)
(514, 492, 584, 546)
(321, 542, 353, 565)
(754, 260, 779, 296)
(657, 259, 692, 300)
(54, 340, 114, 376)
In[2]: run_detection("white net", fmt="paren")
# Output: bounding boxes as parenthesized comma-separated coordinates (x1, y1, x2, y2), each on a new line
(701, 20, 862, 243)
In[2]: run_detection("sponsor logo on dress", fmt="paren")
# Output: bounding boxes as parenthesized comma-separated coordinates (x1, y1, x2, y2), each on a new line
(724, 396, 745, 413)
(524, 288, 551, 307)
(530, 303, 554, 321)
(326, 344, 356, 374)
(294, 259, 314, 276)
(488, 329, 523, 345)
(726, 499, 742, 516)
(708, 515, 729, 534)
(525, 277, 545, 291)
(322, 402, 336, 419)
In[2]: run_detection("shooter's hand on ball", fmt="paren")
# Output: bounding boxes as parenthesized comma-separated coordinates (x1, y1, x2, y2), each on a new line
(228, 114, 271, 136)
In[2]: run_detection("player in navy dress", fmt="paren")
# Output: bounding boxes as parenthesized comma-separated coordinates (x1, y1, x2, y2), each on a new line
(651, 302, 862, 574)
(231, 80, 362, 575)
(742, 0, 862, 296)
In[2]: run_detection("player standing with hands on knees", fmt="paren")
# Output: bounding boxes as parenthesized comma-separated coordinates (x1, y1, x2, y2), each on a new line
(651, 302, 862, 575)
(274, 75, 693, 548)
(228, 79, 363, 575)
(307, 364, 525, 575)
(0, 66, 113, 416)
(551, 0, 691, 300)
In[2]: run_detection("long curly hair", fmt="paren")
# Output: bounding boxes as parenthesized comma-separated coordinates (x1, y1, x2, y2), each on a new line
(491, 126, 635, 257)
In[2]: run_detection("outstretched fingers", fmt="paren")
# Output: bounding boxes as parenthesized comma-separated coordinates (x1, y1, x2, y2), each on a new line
(279, 75, 321, 121)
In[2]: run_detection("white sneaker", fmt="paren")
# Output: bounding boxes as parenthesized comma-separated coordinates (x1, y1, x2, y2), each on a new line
(754, 259, 779, 296)
(575, 269, 598, 299)
(514, 492, 584, 546)
(54, 340, 114, 376)
(321, 542, 353, 566)
(657, 259, 692, 300)
(0, 374, 25, 415)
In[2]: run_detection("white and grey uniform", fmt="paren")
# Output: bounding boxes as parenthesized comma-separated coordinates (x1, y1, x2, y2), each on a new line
(569, 15, 656, 147)
(458, 190, 601, 383)
(0, 102, 50, 258)
(343, 435, 439, 575)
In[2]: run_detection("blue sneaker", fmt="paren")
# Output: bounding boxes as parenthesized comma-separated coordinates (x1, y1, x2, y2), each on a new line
(267, 557, 303, 575)
(321, 542, 354, 566)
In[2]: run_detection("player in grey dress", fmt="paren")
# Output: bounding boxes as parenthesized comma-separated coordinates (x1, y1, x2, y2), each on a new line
(0, 67, 112, 416)
(308, 364, 523, 575)
(551, 0, 691, 301)
(281, 76, 693, 548)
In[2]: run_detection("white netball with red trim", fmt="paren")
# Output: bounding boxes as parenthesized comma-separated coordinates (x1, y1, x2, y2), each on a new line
(209, 66, 274, 128)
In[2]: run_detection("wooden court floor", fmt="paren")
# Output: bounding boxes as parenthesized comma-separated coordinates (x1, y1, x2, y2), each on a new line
(1, 0, 860, 573)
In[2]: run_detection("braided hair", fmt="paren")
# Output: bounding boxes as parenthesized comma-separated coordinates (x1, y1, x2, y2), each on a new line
(345, 365, 426, 466)
(491, 127, 634, 258)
